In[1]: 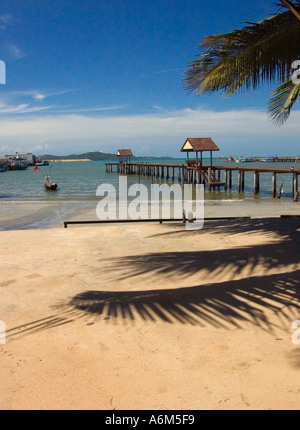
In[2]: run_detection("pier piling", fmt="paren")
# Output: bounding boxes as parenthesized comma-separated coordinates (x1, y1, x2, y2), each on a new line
(105, 162, 300, 201)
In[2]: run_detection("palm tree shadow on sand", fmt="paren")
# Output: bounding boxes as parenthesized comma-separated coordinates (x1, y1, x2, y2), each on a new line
(69, 218, 300, 332)
(69, 270, 300, 333)
(147, 218, 300, 242)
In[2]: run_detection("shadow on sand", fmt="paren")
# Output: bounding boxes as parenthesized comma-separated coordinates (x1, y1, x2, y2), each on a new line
(69, 270, 300, 332)
(5, 218, 299, 339)
(67, 218, 300, 331)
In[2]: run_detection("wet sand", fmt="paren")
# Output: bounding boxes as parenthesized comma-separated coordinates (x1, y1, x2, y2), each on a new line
(0, 198, 299, 230)
(0, 214, 300, 410)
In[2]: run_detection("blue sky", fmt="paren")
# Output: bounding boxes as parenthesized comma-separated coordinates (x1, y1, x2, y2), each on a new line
(0, 0, 299, 157)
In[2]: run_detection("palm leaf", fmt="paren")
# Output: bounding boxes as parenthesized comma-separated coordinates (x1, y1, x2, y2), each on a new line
(268, 79, 300, 125)
(280, 0, 300, 21)
(184, 10, 300, 96)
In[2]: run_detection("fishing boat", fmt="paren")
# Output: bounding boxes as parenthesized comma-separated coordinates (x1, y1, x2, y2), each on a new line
(33, 165, 59, 190)
(45, 182, 58, 191)
(44, 175, 58, 191)
(35, 160, 50, 166)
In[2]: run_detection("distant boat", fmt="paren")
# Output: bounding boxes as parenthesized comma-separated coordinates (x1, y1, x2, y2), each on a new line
(229, 156, 254, 163)
(261, 158, 275, 162)
(35, 160, 49, 166)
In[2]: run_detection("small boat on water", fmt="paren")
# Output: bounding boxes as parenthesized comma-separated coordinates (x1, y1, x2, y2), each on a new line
(44, 175, 58, 191)
(33, 165, 59, 191)
(45, 182, 58, 191)
(35, 160, 50, 166)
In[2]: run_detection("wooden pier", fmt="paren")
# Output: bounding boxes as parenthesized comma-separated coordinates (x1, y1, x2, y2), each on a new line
(105, 162, 300, 201)
(106, 141, 300, 201)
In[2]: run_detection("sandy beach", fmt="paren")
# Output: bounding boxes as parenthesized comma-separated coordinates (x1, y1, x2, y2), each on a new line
(1, 205, 300, 410)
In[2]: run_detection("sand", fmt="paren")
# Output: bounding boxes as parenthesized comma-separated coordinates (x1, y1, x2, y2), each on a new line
(1, 216, 300, 410)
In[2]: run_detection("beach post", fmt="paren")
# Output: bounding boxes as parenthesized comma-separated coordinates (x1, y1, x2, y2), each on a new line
(272, 172, 277, 198)
(224, 170, 228, 190)
(293, 172, 298, 201)
(254, 171, 260, 195)
(238, 171, 242, 193)
(278, 181, 284, 198)
(241, 171, 245, 191)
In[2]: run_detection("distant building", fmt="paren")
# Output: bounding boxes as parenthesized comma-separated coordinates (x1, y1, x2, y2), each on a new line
(5, 152, 36, 166)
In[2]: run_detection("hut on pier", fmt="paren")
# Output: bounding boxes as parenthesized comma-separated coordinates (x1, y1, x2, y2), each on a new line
(117, 149, 133, 164)
(181, 138, 225, 188)
(181, 138, 219, 168)
(117, 149, 133, 174)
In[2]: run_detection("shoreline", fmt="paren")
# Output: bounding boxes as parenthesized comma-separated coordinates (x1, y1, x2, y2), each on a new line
(0, 198, 299, 231)
(46, 159, 92, 163)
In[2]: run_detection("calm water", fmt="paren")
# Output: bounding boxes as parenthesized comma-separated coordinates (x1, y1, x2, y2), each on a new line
(0, 157, 298, 202)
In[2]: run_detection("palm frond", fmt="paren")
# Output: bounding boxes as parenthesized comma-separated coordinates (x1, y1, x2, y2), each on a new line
(184, 10, 300, 96)
(268, 79, 300, 125)
(280, 0, 300, 21)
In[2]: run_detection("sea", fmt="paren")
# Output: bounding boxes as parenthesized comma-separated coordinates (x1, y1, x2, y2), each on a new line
(1, 157, 298, 201)
(0, 157, 298, 229)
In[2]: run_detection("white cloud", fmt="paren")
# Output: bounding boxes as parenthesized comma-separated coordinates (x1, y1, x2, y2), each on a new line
(0, 103, 55, 114)
(31, 143, 51, 152)
(33, 94, 46, 101)
(0, 101, 128, 115)
(8, 88, 78, 100)
(56, 104, 129, 113)
(0, 106, 299, 156)
(6, 43, 25, 60)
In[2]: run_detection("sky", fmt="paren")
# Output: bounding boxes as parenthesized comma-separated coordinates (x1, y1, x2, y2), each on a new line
(0, 0, 299, 158)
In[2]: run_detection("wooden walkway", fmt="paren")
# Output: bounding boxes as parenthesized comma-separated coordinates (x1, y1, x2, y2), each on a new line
(105, 162, 300, 201)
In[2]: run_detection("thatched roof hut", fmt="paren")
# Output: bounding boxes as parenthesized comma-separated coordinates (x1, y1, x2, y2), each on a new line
(117, 149, 133, 164)
(181, 138, 219, 167)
